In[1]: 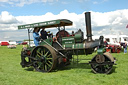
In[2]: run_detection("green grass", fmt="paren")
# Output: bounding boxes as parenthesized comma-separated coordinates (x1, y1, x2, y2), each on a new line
(0, 45, 128, 85)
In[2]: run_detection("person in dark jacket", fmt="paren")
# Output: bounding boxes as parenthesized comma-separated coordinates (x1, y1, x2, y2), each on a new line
(40, 28, 48, 40)
(33, 27, 40, 46)
(124, 39, 127, 54)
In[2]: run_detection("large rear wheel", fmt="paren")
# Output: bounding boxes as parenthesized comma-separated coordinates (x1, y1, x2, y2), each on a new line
(31, 45, 57, 72)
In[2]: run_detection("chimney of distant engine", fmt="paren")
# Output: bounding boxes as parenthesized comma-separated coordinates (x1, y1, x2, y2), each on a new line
(85, 12, 92, 41)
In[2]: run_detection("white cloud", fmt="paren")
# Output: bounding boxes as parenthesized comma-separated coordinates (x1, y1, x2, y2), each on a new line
(0, 11, 19, 24)
(0, 0, 58, 7)
(93, 1, 98, 4)
(93, 0, 108, 4)
(90, 9, 128, 36)
(0, 11, 19, 30)
(0, 9, 128, 40)
(0, 0, 8, 2)
(78, 0, 90, 3)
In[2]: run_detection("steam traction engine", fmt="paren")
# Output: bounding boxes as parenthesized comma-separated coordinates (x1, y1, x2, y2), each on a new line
(18, 12, 116, 74)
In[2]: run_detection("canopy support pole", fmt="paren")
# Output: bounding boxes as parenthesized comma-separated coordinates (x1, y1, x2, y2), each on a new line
(28, 29, 30, 47)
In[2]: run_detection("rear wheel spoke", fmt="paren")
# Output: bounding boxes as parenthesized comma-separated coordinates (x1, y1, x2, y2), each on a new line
(47, 54, 52, 58)
(47, 58, 52, 60)
(48, 60, 53, 65)
(37, 51, 42, 56)
(45, 51, 49, 56)
(44, 64, 47, 71)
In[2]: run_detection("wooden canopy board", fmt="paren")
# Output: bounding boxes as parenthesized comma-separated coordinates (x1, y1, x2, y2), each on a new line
(18, 19, 73, 29)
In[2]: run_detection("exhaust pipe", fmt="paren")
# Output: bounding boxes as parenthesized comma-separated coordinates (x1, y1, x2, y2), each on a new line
(85, 12, 92, 41)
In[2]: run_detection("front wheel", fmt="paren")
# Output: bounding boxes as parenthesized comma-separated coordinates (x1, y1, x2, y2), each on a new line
(31, 45, 57, 72)
(90, 53, 114, 74)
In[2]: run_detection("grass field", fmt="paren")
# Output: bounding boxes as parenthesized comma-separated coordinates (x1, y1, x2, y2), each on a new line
(0, 45, 128, 85)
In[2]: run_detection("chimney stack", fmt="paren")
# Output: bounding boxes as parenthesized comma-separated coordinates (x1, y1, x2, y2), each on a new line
(85, 12, 92, 41)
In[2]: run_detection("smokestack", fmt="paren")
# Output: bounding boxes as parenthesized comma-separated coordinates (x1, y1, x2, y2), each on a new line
(85, 12, 92, 41)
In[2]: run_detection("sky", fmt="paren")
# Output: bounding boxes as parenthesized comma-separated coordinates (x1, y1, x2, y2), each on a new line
(0, 0, 128, 41)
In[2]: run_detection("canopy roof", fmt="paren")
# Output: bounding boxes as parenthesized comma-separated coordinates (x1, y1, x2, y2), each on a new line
(18, 19, 73, 29)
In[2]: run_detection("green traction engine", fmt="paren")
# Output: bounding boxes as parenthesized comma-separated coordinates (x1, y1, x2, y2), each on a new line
(18, 12, 116, 74)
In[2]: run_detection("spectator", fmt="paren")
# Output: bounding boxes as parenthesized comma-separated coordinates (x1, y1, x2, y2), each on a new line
(104, 40, 108, 47)
(124, 39, 127, 54)
(33, 27, 40, 46)
(40, 28, 48, 40)
(71, 31, 75, 36)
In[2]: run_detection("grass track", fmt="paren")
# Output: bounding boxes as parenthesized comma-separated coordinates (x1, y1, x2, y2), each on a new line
(0, 45, 128, 85)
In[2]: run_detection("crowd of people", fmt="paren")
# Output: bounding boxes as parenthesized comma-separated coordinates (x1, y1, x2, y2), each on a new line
(104, 39, 127, 54)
